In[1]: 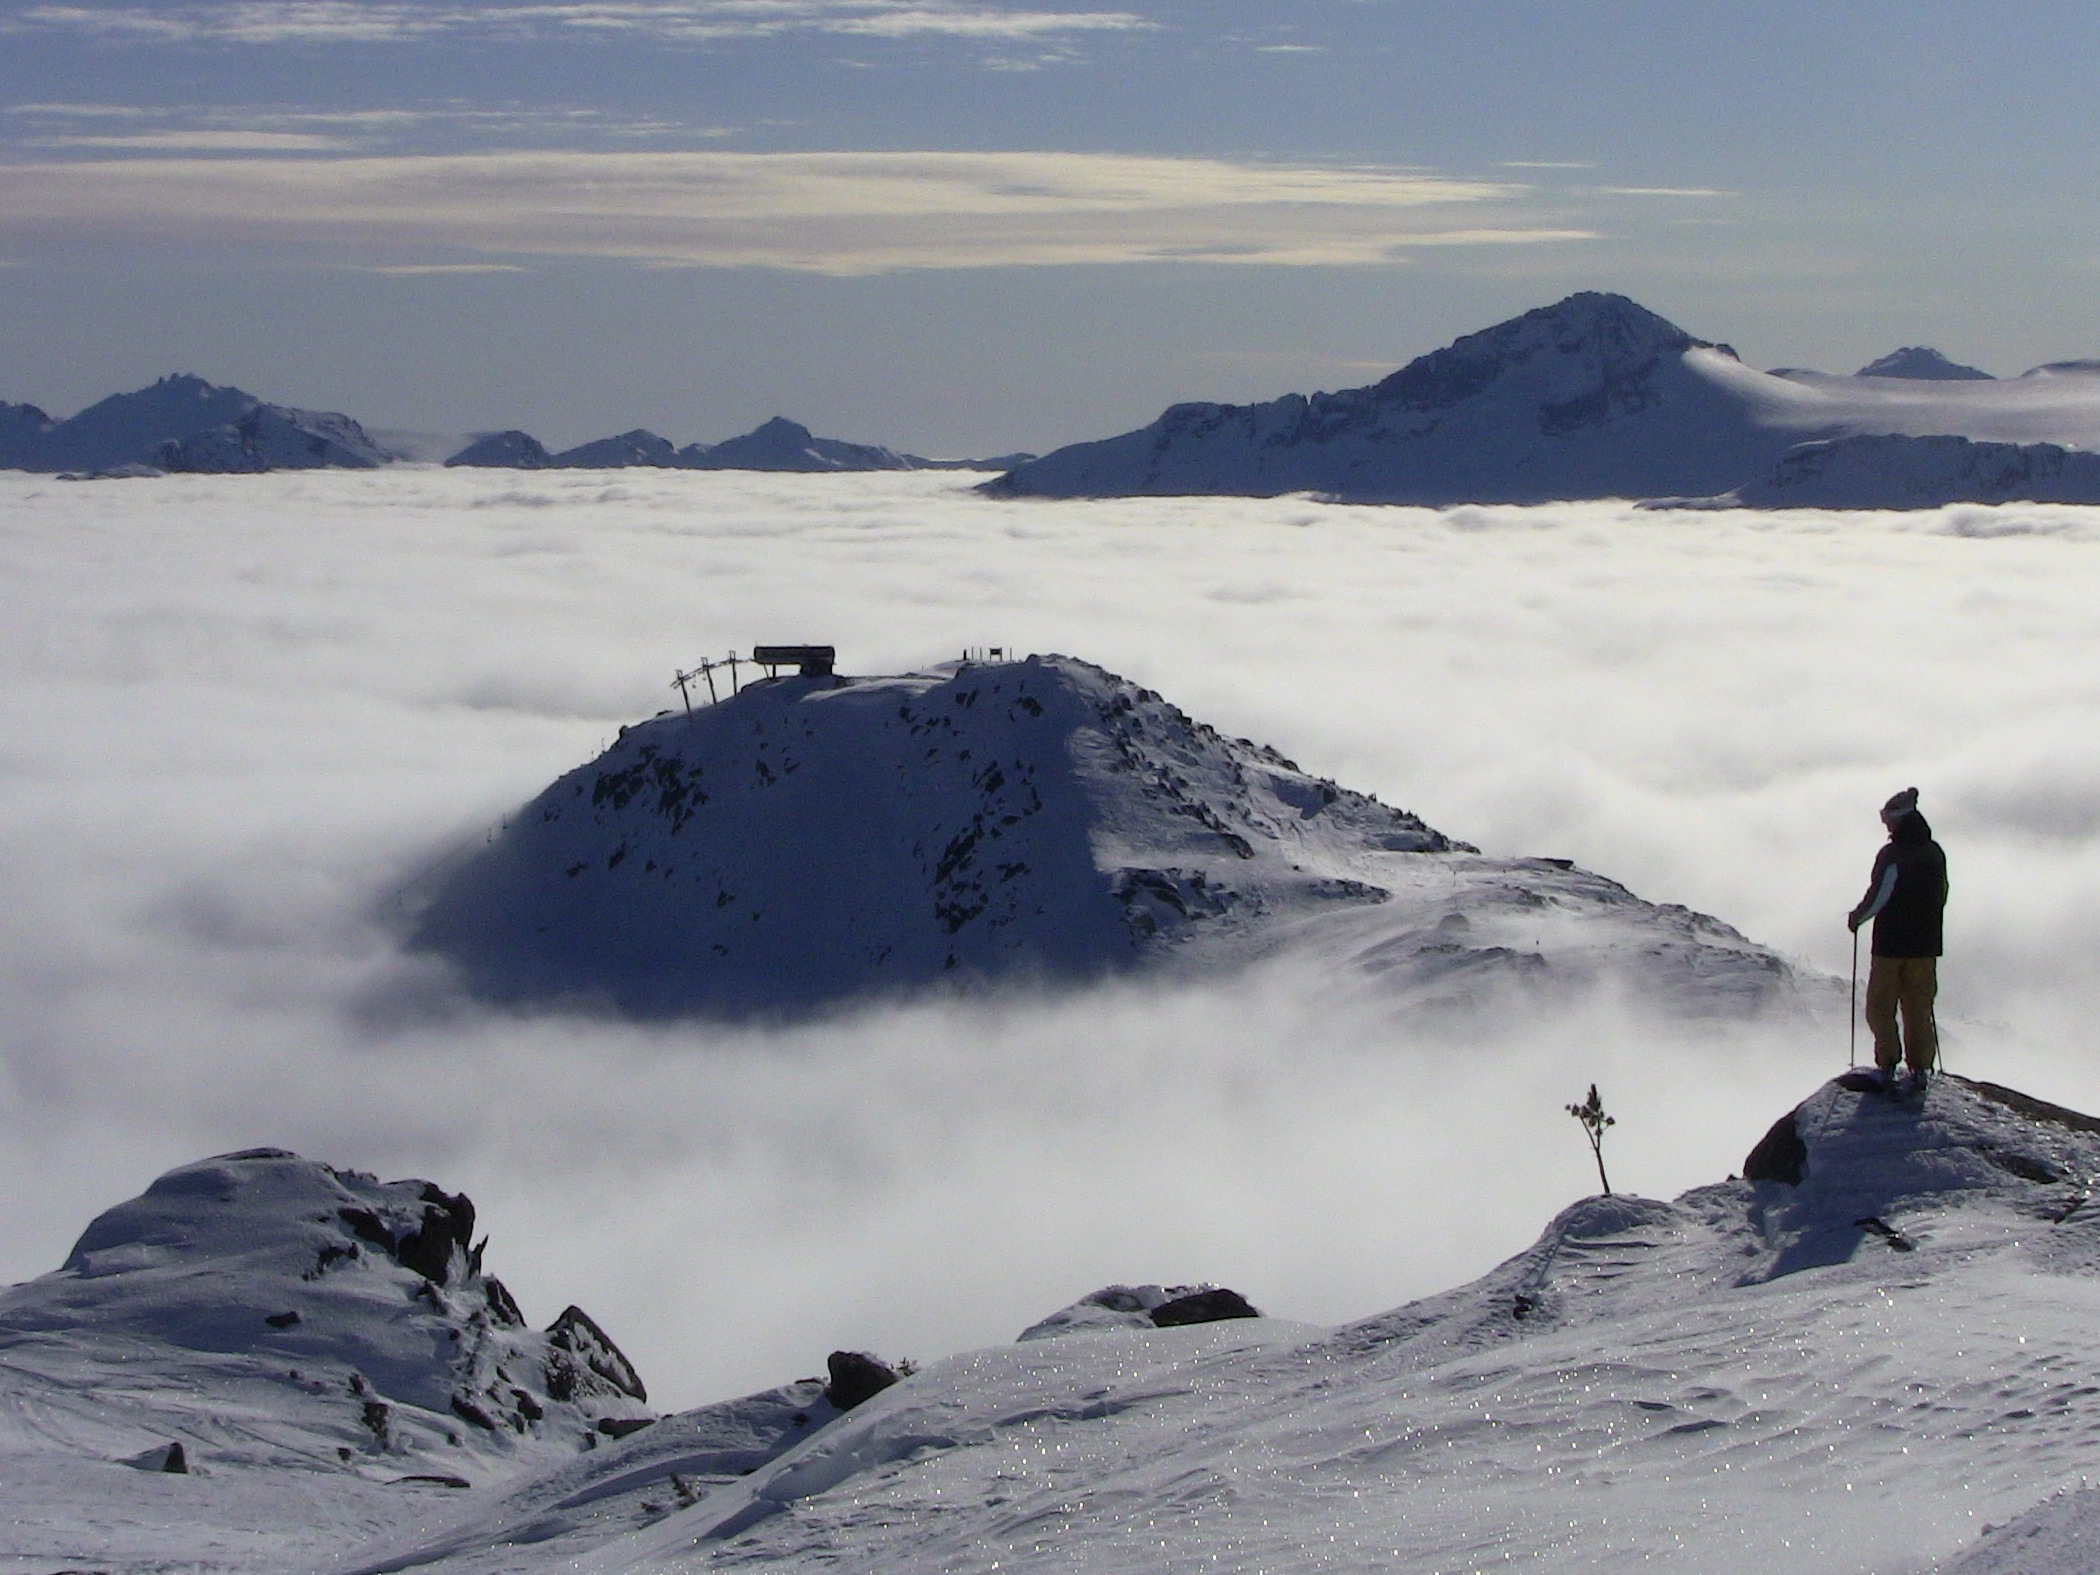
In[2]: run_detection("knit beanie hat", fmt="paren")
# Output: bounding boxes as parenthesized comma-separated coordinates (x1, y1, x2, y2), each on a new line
(1880, 786, 1920, 824)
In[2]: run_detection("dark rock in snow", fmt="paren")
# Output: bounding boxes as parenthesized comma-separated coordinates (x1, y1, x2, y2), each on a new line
(122, 1441, 188, 1473)
(1744, 1111, 1808, 1185)
(447, 430, 552, 468)
(1855, 347, 1995, 380)
(1150, 1288, 1262, 1327)
(823, 1350, 900, 1411)
(546, 1305, 648, 1404)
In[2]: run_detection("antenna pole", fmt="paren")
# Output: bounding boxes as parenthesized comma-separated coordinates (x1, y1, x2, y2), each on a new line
(672, 670, 693, 714)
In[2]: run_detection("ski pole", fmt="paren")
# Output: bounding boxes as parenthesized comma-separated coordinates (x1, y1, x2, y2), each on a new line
(1848, 926, 1859, 1069)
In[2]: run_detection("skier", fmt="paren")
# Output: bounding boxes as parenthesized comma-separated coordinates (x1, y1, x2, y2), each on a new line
(1847, 787, 1948, 1091)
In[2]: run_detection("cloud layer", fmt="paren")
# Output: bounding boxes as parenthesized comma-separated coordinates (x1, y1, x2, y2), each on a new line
(0, 149, 1583, 271)
(5, 470, 2100, 1409)
(7, 0, 1153, 47)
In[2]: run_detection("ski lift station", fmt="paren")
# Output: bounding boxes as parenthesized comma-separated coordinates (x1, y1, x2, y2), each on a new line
(752, 644, 836, 677)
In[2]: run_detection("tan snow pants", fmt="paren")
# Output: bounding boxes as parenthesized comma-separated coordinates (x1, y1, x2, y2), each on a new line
(1865, 955, 1938, 1073)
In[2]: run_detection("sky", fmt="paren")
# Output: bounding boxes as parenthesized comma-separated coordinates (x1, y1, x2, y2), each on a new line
(2, 0, 2099, 453)
(7, 468, 2100, 1408)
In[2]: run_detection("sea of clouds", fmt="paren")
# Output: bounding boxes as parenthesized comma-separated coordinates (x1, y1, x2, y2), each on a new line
(4, 467, 2099, 1408)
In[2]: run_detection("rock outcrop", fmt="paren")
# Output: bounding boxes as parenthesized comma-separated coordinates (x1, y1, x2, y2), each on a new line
(0, 1149, 651, 1477)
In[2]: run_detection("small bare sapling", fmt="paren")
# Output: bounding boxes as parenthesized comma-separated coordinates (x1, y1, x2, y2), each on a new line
(1566, 1083, 1615, 1196)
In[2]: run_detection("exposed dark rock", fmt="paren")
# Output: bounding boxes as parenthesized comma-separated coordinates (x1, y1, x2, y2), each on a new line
(265, 1310, 301, 1329)
(1744, 1111, 1808, 1186)
(597, 1416, 655, 1439)
(394, 1473, 472, 1488)
(823, 1350, 900, 1411)
(1150, 1288, 1261, 1327)
(545, 1305, 647, 1403)
(394, 1186, 475, 1284)
(1853, 1216, 1916, 1252)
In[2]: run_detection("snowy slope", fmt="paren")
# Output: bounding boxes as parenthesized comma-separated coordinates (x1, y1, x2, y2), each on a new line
(0, 1150, 652, 1489)
(409, 654, 1800, 1019)
(327, 1072, 2100, 1575)
(1735, 433, 2100, 508)
(14, 1083, 2100, 1573)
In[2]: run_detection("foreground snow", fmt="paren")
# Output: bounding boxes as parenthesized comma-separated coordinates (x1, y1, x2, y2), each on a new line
(9, 1075, 2100, 1574)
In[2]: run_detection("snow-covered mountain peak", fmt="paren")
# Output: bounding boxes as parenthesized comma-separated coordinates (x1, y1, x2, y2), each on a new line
(986, 293, 1811, 503)
(1856, 346, 1995, 380)
(1370, 291, 1708, 416)
(410, 653, 1804, 1020)
(0, 1149, 651, 1481)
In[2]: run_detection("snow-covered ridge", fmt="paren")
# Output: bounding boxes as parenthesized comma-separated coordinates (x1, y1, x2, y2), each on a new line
(1733, 432, 2100, 508)
(409, 653, 1802, 1019)
(0, 1149, 650, 1485)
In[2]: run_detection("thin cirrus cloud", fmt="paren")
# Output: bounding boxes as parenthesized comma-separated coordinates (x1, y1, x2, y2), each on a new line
(4, 0, 1155, 45)
(0, 149, 1591, 272)
(27, 130, 362, 151)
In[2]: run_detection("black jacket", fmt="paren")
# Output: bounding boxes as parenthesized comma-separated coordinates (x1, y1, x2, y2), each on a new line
(1850, 810, 1947, 958)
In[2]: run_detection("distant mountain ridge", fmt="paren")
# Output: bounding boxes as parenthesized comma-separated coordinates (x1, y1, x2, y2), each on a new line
(448, 414, 1017, 473)
(11, 297, 2100, 503)
(0, 373, 389, 476)
(0, 377, 1027, 477)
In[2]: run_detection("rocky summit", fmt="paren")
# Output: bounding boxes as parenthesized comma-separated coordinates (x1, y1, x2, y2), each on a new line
(409, 653, 1803, 1019)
